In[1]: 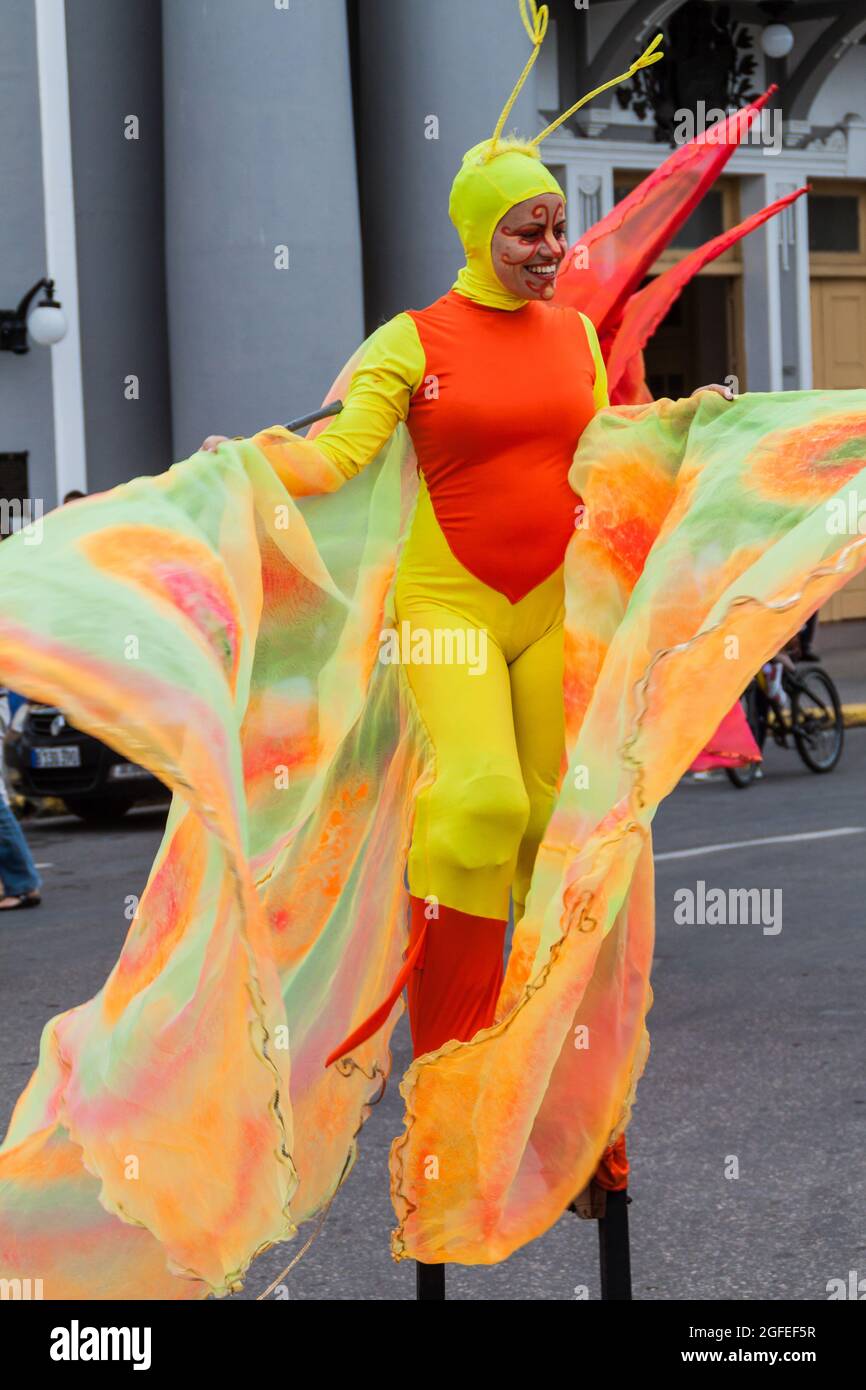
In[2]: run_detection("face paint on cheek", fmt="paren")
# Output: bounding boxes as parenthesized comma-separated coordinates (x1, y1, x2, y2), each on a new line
(539, 206, 567, 270)
(490, 195, 567, 299)
(496, 227, 542, 268)
(497, 205, 559, 268)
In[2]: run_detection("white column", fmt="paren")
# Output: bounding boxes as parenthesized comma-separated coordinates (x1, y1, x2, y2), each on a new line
(765, 171, 812, 391)
(739, 173, 784, 391)
(34, 0, 87, 498)
(564, 162, 580, 240)
(598, 162, 616, 221)
(793, 183, 814, 389)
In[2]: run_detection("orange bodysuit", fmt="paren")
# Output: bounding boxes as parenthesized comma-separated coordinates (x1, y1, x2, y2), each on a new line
(405, 290, 599, 601)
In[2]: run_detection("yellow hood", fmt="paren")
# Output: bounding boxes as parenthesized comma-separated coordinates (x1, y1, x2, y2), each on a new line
(449, 138, 565, 311)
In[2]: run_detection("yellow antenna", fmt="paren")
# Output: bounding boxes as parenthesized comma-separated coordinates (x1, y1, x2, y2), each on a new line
(487, 0, 549, 159)
(533, 32, 664, 145)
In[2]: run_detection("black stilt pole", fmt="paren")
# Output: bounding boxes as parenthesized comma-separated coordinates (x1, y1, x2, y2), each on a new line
(416, 1262, 446, 1300)
(598, 1189, 632, 1300)
(283, 399, 343, 433)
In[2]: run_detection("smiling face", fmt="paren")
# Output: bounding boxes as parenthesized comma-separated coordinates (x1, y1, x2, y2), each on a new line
(490, 192, 567, 302)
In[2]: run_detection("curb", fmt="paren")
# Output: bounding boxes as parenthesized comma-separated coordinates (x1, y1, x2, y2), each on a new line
(842, 703, 866, 728)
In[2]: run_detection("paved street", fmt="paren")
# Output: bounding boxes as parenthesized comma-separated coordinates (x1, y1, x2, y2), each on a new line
(2, 731, 864, 1301)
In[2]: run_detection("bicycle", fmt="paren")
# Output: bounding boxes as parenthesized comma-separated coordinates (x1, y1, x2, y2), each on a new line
(726, 657, 844, 788)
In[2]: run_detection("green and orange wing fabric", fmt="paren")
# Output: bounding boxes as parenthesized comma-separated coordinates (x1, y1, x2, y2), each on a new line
(1, 389, 865, 1290)
(393, 389, 866, 1260)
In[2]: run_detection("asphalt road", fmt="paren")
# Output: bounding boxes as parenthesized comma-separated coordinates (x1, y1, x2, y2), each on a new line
(2, 732, 864, 1301)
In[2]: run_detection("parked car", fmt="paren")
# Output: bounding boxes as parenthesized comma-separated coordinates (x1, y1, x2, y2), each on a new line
(3, 701, 168, 822)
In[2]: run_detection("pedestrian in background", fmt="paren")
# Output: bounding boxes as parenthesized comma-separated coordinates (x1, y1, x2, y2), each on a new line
(0, 688, 42, 912)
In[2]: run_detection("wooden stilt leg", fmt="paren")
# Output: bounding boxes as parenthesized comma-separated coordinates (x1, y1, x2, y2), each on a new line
(598, 1189, 632, 1300)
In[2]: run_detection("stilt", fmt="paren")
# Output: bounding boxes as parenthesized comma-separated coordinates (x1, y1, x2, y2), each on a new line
(416, 1261, 446, 1300)
(598, 1189, 632, 1300)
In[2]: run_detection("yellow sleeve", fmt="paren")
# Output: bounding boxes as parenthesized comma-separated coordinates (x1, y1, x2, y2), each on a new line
(578, 311, 609, 411)
(250, 313, 425, 496)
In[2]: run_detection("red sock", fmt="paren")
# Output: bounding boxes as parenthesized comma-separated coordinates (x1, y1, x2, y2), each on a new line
(324, 897, 506, 1068)
(593, 1134, 629, 1191)
(406, 896, 506, 1058)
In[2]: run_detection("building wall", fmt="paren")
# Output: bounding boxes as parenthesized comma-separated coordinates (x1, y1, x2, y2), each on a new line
(357, 0, 548, 328)
(810, 43, 866, 126)
(161, 0, 365, 458)
(6, 0, 866, 512)
(0, 0, 55, 510)
(64, 0, 172, 492)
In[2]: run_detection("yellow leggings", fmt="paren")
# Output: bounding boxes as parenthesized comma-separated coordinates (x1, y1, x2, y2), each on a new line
(395, 481, 566, 921)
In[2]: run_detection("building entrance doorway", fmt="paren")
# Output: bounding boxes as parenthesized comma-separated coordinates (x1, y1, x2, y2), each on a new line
(643, 275, 738, 399)
(809, 181, 866, 620)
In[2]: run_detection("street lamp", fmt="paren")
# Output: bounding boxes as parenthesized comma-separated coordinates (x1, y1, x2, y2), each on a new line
(761, 23, 795, 60)
(0, 278, 67, 355)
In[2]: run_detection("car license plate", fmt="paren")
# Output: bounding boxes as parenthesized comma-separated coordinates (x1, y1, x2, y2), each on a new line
(109, 762, 149, 780)
(31, 746, 81, 769)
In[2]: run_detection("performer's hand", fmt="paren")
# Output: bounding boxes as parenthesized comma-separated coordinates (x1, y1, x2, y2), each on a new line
(691, 383, 735, 401)
(199, 434, 230, 452)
